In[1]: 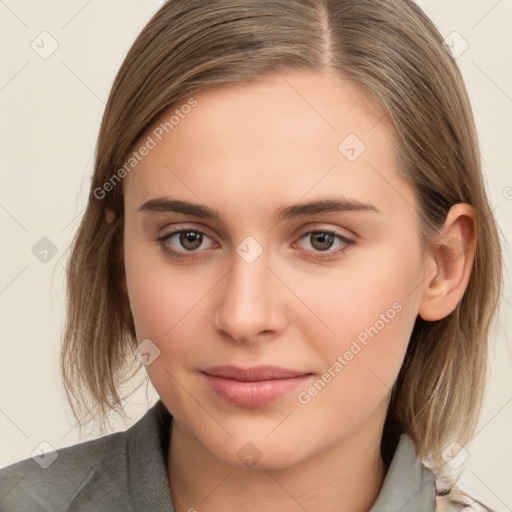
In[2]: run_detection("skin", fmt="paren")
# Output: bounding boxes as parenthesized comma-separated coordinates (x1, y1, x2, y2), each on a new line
(117, 70, 476, 512)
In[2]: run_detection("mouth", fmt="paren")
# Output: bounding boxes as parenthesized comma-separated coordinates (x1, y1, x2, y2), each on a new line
(201, 365, 315, 408)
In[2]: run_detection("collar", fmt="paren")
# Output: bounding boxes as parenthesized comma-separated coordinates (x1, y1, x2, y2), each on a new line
(125, 399, 175, 510)
(370, 434, 436, 511)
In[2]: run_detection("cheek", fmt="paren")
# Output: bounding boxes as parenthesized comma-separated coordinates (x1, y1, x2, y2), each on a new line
(294, 282, 416, 441)
(123, 234, 216, 382)
(123, 240, 209, 410)
(289, 238, 422, 346)
(124, 229, 196, 339)
(292, 240, 421, 410)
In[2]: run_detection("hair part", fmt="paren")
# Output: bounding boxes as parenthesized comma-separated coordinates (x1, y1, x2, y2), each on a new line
(61, 0, 503, 487)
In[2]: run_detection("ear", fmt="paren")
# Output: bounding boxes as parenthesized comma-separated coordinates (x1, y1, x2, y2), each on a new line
(418, 203, 476, 321)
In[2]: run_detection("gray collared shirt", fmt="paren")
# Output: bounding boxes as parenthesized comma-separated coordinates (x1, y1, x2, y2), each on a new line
(0, 400, 444, 511)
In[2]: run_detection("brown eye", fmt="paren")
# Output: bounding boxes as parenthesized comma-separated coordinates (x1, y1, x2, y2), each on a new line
(179, 230, 203, 250)
(294, 229, 355, 260)
(309, 232, 335, 251)
(158, 227, 215, 258)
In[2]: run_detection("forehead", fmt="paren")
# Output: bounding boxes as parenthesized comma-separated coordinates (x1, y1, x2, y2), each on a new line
(123, 70, 414, 221)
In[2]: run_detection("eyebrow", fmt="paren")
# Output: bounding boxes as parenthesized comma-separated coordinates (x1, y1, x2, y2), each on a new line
(138, 196, 379, 222)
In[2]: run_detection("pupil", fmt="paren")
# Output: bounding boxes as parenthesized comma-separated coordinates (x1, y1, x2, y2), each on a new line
(180, 231, 202, 250)
(312, 233, 334, 251)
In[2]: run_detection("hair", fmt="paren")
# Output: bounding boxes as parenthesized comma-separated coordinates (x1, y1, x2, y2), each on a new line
(60, 0, 503, 490)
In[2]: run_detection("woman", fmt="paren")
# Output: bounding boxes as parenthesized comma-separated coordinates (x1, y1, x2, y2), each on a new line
(0, 1, 502, 510)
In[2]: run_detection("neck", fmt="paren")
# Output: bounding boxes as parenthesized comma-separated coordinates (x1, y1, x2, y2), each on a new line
(167, 412, 388, 512)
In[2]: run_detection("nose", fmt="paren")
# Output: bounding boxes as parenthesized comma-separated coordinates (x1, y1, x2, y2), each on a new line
(213, 249, 287, 344)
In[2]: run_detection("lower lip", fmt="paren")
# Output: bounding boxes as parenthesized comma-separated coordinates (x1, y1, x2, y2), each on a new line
(202, 373, 314, 408)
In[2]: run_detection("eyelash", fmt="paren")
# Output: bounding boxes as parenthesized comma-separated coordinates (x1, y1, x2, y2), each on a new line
(157, 227, 355, 261)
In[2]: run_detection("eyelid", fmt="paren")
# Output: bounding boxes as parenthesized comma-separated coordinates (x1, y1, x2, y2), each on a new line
(159, 222, 355, 241)
(294, 222, 356, 240)
(159, 222, 215, 239)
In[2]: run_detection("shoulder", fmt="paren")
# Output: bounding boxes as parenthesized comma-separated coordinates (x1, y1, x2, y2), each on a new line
(0, 400, 172, 512)
(0, 429, 128, 511)
(435, 488, 497, 512)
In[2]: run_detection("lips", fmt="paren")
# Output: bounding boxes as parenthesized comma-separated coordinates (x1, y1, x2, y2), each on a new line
(202, 365, 310, 381)
(201, 365, 314, 408)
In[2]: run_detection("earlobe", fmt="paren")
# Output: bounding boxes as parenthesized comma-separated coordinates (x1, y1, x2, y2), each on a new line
(105, 206, 128, 296)
(120, 271, 128, 294)
(105, 208, 116, 224)
(418, 204, 476, 321)
(117, 236, 130, 305)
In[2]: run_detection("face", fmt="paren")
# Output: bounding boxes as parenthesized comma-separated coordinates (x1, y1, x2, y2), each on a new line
(122, 70, 426, 470)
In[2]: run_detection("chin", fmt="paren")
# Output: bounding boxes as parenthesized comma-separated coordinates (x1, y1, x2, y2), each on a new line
(204, 434, 309, 472)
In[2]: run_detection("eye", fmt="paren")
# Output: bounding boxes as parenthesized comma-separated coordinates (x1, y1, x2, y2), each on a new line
(158, 226, 216, 259)
(157, 226, 355, 261)
(294, 229, 355, 259)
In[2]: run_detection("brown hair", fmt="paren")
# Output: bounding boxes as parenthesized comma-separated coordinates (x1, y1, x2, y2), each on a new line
(60, 0, 503, 486)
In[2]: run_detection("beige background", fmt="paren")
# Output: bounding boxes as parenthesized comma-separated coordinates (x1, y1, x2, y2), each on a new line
(1, 0, 511, 509)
